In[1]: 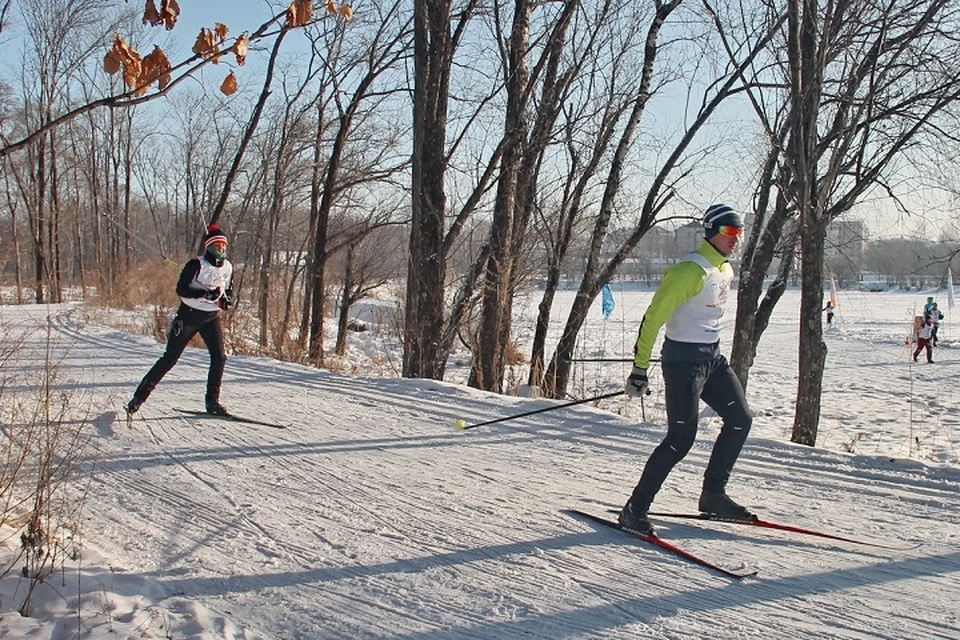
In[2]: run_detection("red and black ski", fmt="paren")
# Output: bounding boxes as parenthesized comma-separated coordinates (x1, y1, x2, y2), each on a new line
(645, 511, 913, 550)
(566, 509, 757, 579)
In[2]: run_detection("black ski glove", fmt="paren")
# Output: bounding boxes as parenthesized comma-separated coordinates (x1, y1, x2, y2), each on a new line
(204, 287, 222, 301)
(625, 366, 649, 397)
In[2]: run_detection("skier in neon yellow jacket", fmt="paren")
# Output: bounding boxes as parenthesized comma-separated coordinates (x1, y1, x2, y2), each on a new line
(618, 204, 754, 535)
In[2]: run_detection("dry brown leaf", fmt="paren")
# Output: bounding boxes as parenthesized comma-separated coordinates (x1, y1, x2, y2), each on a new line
(215, 23, 228, 42)
(234, 33, 249, 66)
(340, 5, 354, 20)
(220, 72, 238, 96)
(158, 73, 171, 90)
(138, 45, 172, 94)
(108, 35, 142, 89)
(103, 50, 121, 75)
(192, 28, 219, 59)
(286, 0, 313, 27)
(143, 0, 161, 26)
(161, 0, 180, 30)
(112, 35, 139, 67)
(124, 65, 140, 90)
(326, 0, 337, 16)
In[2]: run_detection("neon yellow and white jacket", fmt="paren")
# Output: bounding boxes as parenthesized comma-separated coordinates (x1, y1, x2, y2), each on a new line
(633, 240, 734, 368)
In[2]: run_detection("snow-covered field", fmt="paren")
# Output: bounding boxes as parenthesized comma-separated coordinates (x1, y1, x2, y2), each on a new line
(1, 289, 958, 639)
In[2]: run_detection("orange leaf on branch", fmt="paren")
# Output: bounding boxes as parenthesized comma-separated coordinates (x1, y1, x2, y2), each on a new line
(215, 23, 229, 42)
(103, 50, 121, 75)
(234, 34, 250, 66)
(160, 0, 180, 30)
(326, 0, 337, 16)
(136, 46, 172, 96)
(220, 72, 238, 96)
(142, 0, 162, 26)
(192, 28, 220, 60)
(340, 5, 354, 20)
(286, 0, 313, 28)
(105, 35, 143, 89)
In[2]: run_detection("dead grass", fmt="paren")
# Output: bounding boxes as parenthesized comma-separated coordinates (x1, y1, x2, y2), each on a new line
(0, 323, 89, 616)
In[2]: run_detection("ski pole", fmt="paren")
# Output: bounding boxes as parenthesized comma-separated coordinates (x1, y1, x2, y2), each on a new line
(559, 352, 660, 364)
(454, 390, 624, 431)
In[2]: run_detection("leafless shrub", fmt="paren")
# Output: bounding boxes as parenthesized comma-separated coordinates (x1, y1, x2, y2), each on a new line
(840, 432, 868, 453)
(93, 259, 181, 312)
(0, 324, 89, 616)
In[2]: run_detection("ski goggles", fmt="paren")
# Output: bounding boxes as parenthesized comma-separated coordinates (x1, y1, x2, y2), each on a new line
(717, 224, 744, 238)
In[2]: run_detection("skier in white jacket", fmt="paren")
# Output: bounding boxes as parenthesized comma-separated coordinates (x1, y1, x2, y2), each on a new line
(126, 224, 234, 416)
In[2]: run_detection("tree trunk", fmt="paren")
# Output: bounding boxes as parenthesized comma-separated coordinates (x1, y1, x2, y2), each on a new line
(121, 111, 133, 275)
(528, 258, 562, 388)
(404, 0, 455, 380)
(258, 206, 279, 350)
(470, 0, 530, 391)
(33, 135, 46, 304)
(729, 188, 795, 387)
(792, 220, 827, 445)
(787, 0, 826, 447)
(300, 107, 324, 352)
(335, 245, 354, 357)
(542, 283, 600, 397)
(48, 125, 63, 302)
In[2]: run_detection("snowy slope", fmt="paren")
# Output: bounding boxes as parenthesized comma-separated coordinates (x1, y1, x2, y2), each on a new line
(1, 291, 958, 639)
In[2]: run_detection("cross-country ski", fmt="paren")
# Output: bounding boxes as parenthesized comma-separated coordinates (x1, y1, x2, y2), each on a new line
(567, 509, 757, 579)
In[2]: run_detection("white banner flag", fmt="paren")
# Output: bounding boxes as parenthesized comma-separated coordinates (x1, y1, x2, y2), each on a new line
(948, 268, 956, 310)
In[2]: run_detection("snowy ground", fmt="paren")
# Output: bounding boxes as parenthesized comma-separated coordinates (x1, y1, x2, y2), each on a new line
(1, 289, 958, 639)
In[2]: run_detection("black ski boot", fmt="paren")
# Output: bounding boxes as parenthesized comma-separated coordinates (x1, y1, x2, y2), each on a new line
(125, 396, 143, 415)
(698, 491, 757, 521)
(618, 501, 654, 535)
(205, 401, 231, 417)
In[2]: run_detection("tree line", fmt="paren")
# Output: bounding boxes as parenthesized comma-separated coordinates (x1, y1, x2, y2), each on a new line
(3, 0, 960, 446)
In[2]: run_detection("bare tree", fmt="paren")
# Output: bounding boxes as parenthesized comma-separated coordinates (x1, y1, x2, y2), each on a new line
(11, 0, 119, 301)
(404, 0, 483, 378)
(470, 0, 580, 392)
(540, 1, 784, 398)
(718, 0, 960, 445)
(332, 223, 405, 355)
(305, 0, 412, 365)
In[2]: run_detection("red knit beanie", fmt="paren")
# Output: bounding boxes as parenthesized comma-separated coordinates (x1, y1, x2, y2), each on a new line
(203, 224, 228, 249)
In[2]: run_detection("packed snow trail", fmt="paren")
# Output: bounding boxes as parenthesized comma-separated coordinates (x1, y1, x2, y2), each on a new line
(1, 301, 958, 639)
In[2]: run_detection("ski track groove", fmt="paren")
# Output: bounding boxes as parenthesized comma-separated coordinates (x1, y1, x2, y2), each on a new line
(160, 412, 386, 568)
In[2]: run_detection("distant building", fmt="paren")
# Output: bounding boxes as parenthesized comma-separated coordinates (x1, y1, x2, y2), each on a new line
(826, 219, 866, 284)
(826, 219, 865, 263)
(675, 222, 703, 254)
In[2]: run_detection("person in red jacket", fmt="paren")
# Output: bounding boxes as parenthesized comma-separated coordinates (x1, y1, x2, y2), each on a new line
(913, 316, 935, 363)
(126, 225, 234, 417)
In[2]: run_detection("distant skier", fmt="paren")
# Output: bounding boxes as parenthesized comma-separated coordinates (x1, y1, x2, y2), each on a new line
(619, 204, 754, 536)
(126, 225, 234, 417)
(913, 315, 935, 364)
(927, 302, 943, 346)
(823, 300, 835, 325)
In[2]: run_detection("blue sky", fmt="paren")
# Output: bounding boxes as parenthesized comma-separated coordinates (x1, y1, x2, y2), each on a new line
(178, 0, 279, 33)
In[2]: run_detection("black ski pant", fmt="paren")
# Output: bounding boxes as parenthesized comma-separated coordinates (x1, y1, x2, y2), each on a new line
(133, 306, 226, 406)
(628, 355, 752, 510)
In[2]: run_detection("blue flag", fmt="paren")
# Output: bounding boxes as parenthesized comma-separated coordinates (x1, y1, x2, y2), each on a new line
(602, 284, 615, 320)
